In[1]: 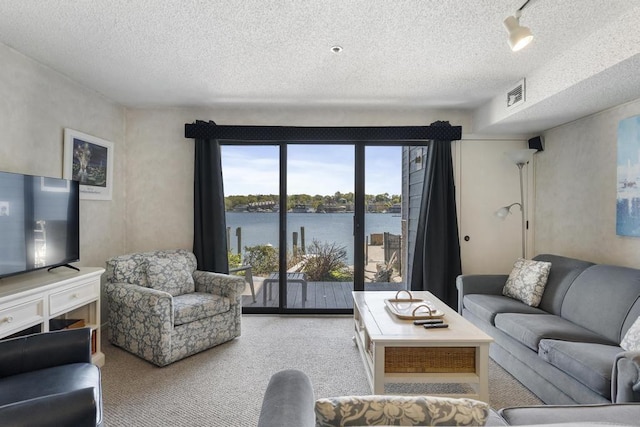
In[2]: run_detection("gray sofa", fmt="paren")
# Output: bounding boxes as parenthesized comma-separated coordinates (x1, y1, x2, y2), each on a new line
(457, 254, 640, 405)
(257, 369, 640, 426)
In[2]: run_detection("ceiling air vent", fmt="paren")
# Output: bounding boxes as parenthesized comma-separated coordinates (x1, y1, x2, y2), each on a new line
(507, 79, 526, 108)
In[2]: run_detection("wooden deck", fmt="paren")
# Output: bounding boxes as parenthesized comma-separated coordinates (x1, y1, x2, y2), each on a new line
(242, 280, 404, 309)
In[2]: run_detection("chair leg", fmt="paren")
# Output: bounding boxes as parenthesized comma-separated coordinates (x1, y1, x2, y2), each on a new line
(263, 280, 275, 304)
(246, 268, 256, 303)
(263, 281, 268, 305)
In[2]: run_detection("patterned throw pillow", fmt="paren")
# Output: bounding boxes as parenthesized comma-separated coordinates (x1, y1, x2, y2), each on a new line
(502, 258, 552, 307)
(146, 255, 195, 296)
(621, 316, 640, 351)
(315, 395, 489, 426)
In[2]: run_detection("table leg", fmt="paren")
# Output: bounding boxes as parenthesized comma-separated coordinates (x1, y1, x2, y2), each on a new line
(373, 344, 385, 394)
(477, 344, 490, 402)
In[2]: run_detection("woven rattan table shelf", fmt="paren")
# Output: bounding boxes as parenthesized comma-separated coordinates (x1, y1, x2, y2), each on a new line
(352, 291, 493, 402)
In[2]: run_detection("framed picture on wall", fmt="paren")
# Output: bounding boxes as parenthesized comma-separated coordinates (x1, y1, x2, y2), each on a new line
(616, 115, 640, 236)
(63, 128, 114, 200)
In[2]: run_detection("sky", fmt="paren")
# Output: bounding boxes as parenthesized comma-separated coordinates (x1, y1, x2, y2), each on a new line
(221, 145, 401, 196)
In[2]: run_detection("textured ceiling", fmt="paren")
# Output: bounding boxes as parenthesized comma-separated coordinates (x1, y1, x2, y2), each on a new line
(0, 1, 639, 134)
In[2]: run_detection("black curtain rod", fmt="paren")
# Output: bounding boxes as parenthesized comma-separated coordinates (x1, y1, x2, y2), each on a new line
(184, 122, 462, 142)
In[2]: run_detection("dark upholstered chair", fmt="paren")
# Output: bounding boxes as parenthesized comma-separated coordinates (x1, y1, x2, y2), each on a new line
(0, 328, 102, 427)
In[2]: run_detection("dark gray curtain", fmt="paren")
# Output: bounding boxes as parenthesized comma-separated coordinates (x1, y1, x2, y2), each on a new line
(410, 126, 462, 309)
(193, 137, 229, 273)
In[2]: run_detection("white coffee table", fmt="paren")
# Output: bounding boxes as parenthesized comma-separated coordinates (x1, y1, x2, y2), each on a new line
(352, 291, 493, 402)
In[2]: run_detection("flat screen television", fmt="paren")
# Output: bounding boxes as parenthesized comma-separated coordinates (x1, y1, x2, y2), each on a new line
(0, 171, 80, 279)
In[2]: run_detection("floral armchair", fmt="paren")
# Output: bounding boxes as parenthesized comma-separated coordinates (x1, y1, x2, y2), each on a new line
(105, 249, 245, 366)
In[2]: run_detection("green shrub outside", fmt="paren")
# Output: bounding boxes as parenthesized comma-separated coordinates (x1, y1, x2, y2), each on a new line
(238, 241, 354, 282)
(227, 252, 242, 270)
(302, 240, 353, 282)
(243, 244, 278, 276)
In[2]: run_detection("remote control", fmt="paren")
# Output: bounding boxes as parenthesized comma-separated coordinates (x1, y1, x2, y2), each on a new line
(423, 323, 449, 329)
(413, 319, 444, 325)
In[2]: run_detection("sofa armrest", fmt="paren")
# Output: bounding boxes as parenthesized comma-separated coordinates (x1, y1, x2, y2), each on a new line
(498, 402, 640, 426)
(456, 274, 508, 313)
(258, 369, 315, 427)
(612, 351, 640, 402)
(193, 270, 245, 302)
(105, 282, 173, 328)
(0, 387, 98, 427)
(0, 328, 91, 378)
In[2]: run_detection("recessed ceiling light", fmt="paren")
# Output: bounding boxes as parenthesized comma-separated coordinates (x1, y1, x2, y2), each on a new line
(331, 46, 343, 54)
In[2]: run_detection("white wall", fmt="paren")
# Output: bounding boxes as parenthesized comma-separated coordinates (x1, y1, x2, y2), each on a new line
(0, 43, 126, 326)
(456, 138, 532, 274)
(0, 43, 127, 270)
(535, 98, 640, 267)
(124, 109, 195, 252)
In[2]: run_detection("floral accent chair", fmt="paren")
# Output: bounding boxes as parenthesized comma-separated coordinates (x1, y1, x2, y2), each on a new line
(105, 249, 245, 367)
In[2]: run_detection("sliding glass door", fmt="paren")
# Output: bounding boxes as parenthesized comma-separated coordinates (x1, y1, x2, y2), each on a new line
(221, 142, 410, 314)
(221, 145, 281, 309)
(363, 146, 405, 291)
(285, 144, 355, 310)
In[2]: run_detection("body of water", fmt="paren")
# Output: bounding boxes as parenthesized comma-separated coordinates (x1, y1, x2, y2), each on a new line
(226, 212, 401, 264)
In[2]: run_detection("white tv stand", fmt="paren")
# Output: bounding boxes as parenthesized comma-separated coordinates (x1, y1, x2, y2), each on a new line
(0, 267, 105, 366)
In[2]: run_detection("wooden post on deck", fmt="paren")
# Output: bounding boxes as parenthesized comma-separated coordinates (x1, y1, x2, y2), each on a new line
(300, 227, 305, 254)
(226, 227, 231, 252)
(292, 231, 299, 257)
(365, 235, 369, 263)
(235, 227, 242, 254)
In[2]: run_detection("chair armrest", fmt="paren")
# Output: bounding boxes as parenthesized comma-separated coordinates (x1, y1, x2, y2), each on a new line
(105, 282, 173, 325)
(0, 387, 98, 427)
(612, 351, 640, 402)
(229, 265, 251, 275)
(456, 274, 508, 313)
(0, 328, 91, 378)
(258, 369, 315, 427)
(193, 271, 245, 302)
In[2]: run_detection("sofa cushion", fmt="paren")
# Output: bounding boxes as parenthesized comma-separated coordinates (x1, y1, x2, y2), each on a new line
(532, 254, 594, 315)
(494, 313, 615, 351)
(503, 258, 552, 307)
(621, 315, 640, 351)
(315, 395, 489, 426)
(146, 255, 195, 296)
(561, 264, 640, 344)
(106, 251, 150, 286)
(538, 340, 621, 400)
(463, 294, 546, 325)
(173, 293, 230, 326)
(106, 249, 198, 288)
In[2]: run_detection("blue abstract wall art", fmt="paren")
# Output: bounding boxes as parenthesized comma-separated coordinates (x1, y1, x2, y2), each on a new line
(617, 115, 640, 236)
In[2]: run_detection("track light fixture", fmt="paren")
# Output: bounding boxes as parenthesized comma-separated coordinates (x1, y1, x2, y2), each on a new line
(504, 0, 533, 52)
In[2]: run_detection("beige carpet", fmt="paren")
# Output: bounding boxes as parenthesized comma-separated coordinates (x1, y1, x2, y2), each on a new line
(101, 315, 541, 426)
